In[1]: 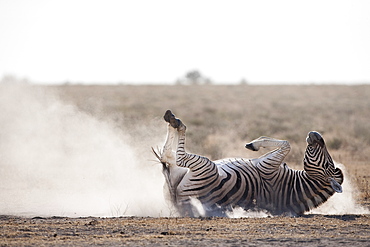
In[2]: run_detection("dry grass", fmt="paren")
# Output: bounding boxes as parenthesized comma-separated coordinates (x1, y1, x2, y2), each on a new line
(53, 84, 370, 206)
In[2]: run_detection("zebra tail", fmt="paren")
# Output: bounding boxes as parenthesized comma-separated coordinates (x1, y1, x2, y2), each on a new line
(151, 147, 178, 205)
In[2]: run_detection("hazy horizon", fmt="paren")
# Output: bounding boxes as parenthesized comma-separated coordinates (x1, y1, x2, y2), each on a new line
(2, 74, 370, 86)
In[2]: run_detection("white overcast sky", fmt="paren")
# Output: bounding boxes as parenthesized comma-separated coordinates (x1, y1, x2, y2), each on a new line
(1, 0, 370, 84)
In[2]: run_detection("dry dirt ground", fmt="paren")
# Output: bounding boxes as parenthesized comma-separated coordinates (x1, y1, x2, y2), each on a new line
(1, 215, 369, 246)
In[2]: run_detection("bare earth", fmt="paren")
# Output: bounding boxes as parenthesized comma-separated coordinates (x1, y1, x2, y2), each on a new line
(1, 215, 369, 246)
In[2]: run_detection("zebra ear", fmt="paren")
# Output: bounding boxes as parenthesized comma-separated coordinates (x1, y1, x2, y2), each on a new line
(329, 177, 343, 193)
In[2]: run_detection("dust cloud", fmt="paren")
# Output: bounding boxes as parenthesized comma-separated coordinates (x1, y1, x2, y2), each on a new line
(0, 84, 169, 217)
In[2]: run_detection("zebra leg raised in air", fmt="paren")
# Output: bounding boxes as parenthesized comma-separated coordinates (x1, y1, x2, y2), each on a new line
(245, 136, 291, 169)
(163, 110, 225, 216)
(152, 112, 187, 210)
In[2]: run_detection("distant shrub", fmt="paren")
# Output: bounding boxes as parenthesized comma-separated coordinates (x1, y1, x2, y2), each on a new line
(328, 137, 343, 150)
(176, 70, 213, 85)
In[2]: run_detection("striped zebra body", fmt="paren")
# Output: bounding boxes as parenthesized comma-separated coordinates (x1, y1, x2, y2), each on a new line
(154, 110, 344, 216)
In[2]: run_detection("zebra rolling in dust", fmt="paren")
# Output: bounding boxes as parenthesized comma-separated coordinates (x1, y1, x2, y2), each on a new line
(153, 110, 344, 217)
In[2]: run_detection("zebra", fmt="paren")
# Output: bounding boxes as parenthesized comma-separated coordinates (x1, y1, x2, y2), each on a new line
(153, 110, 344, 217)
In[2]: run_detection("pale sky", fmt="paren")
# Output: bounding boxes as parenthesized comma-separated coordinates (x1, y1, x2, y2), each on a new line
(1, 0, 370, 84)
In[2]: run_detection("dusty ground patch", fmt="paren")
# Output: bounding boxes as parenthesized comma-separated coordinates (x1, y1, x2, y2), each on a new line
(0, 215, 369, 246)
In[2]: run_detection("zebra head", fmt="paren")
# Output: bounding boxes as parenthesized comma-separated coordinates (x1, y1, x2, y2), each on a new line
(304, 131, 344, 193)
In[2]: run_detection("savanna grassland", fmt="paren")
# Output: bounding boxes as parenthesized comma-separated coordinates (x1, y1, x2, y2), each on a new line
(1, 84, 369, 246)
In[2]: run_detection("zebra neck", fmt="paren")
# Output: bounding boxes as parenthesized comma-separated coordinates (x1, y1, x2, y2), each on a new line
(286, 170, 335, 214)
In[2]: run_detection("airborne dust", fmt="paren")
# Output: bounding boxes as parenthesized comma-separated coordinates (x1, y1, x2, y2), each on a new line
(0, 85, 169, 217)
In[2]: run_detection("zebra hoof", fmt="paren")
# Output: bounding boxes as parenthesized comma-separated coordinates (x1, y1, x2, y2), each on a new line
(164, 110, 181, 129)
(164, 110, 174, 123)
(245, 143, 258, 151)
(170, 118, 181, 129)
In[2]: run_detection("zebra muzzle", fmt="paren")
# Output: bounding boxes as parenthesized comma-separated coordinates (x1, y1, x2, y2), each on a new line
(329, 177, 343, 193)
